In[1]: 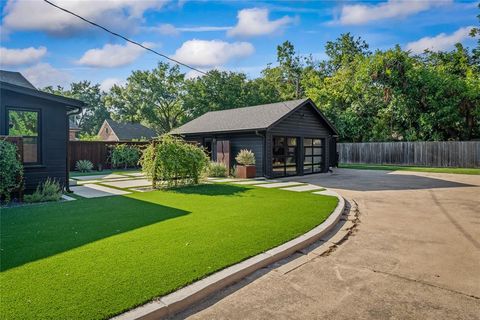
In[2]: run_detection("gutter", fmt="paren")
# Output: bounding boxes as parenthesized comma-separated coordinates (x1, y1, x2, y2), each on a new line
(65, 106, 83, 193)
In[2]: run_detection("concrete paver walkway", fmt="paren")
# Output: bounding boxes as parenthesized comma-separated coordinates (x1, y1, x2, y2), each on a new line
(180, 169, 480, 319)
(70, 184, 131, 198)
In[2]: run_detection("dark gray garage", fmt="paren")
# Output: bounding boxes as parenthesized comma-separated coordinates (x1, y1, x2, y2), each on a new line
(172, 98, 339, 178)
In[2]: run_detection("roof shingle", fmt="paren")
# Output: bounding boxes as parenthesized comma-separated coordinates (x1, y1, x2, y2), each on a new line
(106, 120, 157, 140)
(171, 98, 309, 135)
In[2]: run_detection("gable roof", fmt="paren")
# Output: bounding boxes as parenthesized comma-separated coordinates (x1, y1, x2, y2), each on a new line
(171, 98, 338, 135)
(105, 119, 157, 140)
(0, 70, 84, 109)
(0, 70, 36, 89)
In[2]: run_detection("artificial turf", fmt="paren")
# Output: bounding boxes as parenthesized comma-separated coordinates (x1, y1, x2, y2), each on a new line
(0, 184, 337, 320)
(339, 163, 480, 175)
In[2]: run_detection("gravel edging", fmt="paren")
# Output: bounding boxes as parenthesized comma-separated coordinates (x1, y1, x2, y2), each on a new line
(113, 190, 345, 320)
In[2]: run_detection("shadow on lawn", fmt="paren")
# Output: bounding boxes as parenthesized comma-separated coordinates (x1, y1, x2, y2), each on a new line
(171, 183, 249, 196)
(0, 196, 189, 271)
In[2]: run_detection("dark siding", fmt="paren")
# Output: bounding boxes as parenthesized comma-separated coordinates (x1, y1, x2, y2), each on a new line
(183, 132, 265, 176)
(266, 103, 335, 176)
(1, 89, 68, 191)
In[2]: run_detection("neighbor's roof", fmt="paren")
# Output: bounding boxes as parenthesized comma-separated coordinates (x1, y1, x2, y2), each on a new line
(0, 70, 36, 89)
(171, 98, 338, 135)
(0, 70, 84, 109)
(105, 119, 157, 140)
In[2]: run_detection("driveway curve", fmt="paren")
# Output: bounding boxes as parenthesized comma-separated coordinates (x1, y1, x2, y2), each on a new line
(178, 169, 480, 320)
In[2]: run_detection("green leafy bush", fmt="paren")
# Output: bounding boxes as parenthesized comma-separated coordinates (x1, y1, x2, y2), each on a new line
(140, 135, 209, 188)
(78, 133, 100, 141)
(111, 144, 141, 168)
(24, 178, 62, 203)
(0, 140, 23, 203)
(75, 160, 94, 172)
(235, 149, 256, 165)
(207, 161, 228, 177)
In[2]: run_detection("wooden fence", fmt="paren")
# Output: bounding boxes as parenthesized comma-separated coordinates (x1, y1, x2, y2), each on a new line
(338, 141, 480, 168)
(68, 141, 150, 170)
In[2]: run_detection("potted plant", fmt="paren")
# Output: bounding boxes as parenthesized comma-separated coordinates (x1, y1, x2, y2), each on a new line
(235, 149, 256, 178)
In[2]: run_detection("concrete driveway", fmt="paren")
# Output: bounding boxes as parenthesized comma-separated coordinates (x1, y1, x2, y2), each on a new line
(179, 169, 480, 320)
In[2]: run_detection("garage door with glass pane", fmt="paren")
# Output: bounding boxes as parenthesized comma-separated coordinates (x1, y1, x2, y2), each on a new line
(272, 136, 297, 177)
(303, 138, 324, 174)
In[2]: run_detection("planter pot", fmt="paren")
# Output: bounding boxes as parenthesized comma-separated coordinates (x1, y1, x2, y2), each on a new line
(236, 165, 256, 179)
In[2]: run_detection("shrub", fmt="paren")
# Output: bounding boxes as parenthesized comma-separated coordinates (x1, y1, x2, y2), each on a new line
(24, 178, 62, 203)
(207, 161, 228, 177)
(140, 135, 209, 188)
(78, 133, 100, 141)
(235, 149, 256, 165)
(0, 140, 23, 203)
(111, 144, 141, 169)
(75, 160, 94, 172)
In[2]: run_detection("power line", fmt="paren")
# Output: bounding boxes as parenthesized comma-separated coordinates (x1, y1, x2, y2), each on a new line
(43, 0, 207, 75)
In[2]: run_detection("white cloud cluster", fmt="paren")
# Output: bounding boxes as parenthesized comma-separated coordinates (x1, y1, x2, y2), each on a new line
(337, 0, 451, 25)
(406, 26, 473, 54)
(171, 39, 254, 67)
(77, 42, 155, 68)
(0, 46, 47, 66)
(228, 8, 294, 37)
(21, 63, 71, 88)
(2, 0, 168, 34)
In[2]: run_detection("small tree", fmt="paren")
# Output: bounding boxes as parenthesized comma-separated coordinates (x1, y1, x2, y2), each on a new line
(0, 140, 23, 203)
(140, 135, 209, 188)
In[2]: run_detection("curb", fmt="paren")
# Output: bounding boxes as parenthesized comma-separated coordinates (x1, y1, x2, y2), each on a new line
(113, 189, 345, 320)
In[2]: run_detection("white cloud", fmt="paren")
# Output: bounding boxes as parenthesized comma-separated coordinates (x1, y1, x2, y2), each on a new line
(406, 26, 474, 54)
(171, 39, 254, 67)
(77, 42, 155, 68)
(152, 24, 232, 35)
(228, 8, 295, 37)
(0, 46, 47, 66)
(156, 24, 180, 36)
(2, 0, 168, 35)
(21, 63, 71, 88)
(337, 0, 451, 25)
(100, 77, 126, 92)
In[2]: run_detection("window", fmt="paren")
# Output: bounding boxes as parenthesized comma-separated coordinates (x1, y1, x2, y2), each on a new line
(272, 136, 297, 177)
(303, 138, 323, 174)
(7, 109, 40, 164)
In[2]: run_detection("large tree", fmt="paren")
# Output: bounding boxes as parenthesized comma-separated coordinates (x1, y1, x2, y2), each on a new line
(43, 81, 109, 135)
(105, 62, 186, 134)
(183, 70, 281, 120)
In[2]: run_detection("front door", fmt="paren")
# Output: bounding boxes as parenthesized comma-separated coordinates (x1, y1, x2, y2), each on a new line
(272, 136, 298, 177)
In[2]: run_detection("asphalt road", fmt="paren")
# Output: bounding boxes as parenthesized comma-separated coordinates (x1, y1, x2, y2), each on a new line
(178, 169, 480, 320)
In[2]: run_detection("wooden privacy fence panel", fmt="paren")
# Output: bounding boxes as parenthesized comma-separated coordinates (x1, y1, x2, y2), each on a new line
(68, 141, 149, 170)
(338, 141, 480, 168)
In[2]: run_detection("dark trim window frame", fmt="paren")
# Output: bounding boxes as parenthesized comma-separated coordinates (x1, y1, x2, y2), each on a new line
(6, 107, 42, 165)
(272, 136, 298, 177)
(303, 137, 324, 174)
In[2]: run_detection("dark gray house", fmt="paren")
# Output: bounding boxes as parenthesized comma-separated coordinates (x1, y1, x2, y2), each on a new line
(98, 119, 157, 141)
(171, 98, 339, 178)
(0, 70, 84, 191)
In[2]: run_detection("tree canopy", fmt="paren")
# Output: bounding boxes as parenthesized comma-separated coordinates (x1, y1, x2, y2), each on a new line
(43, 12, 479, 142)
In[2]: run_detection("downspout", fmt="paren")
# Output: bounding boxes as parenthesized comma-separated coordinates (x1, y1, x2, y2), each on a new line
(255, 130, 266, 177)
(65, 106, 82, 193)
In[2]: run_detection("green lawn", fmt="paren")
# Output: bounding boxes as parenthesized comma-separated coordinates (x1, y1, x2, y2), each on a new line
(339, 163, 480, 175)
(0, 184, 337, 320)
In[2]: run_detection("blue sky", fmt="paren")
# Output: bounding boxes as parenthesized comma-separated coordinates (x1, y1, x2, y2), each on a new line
(0, 0, 477, 91)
